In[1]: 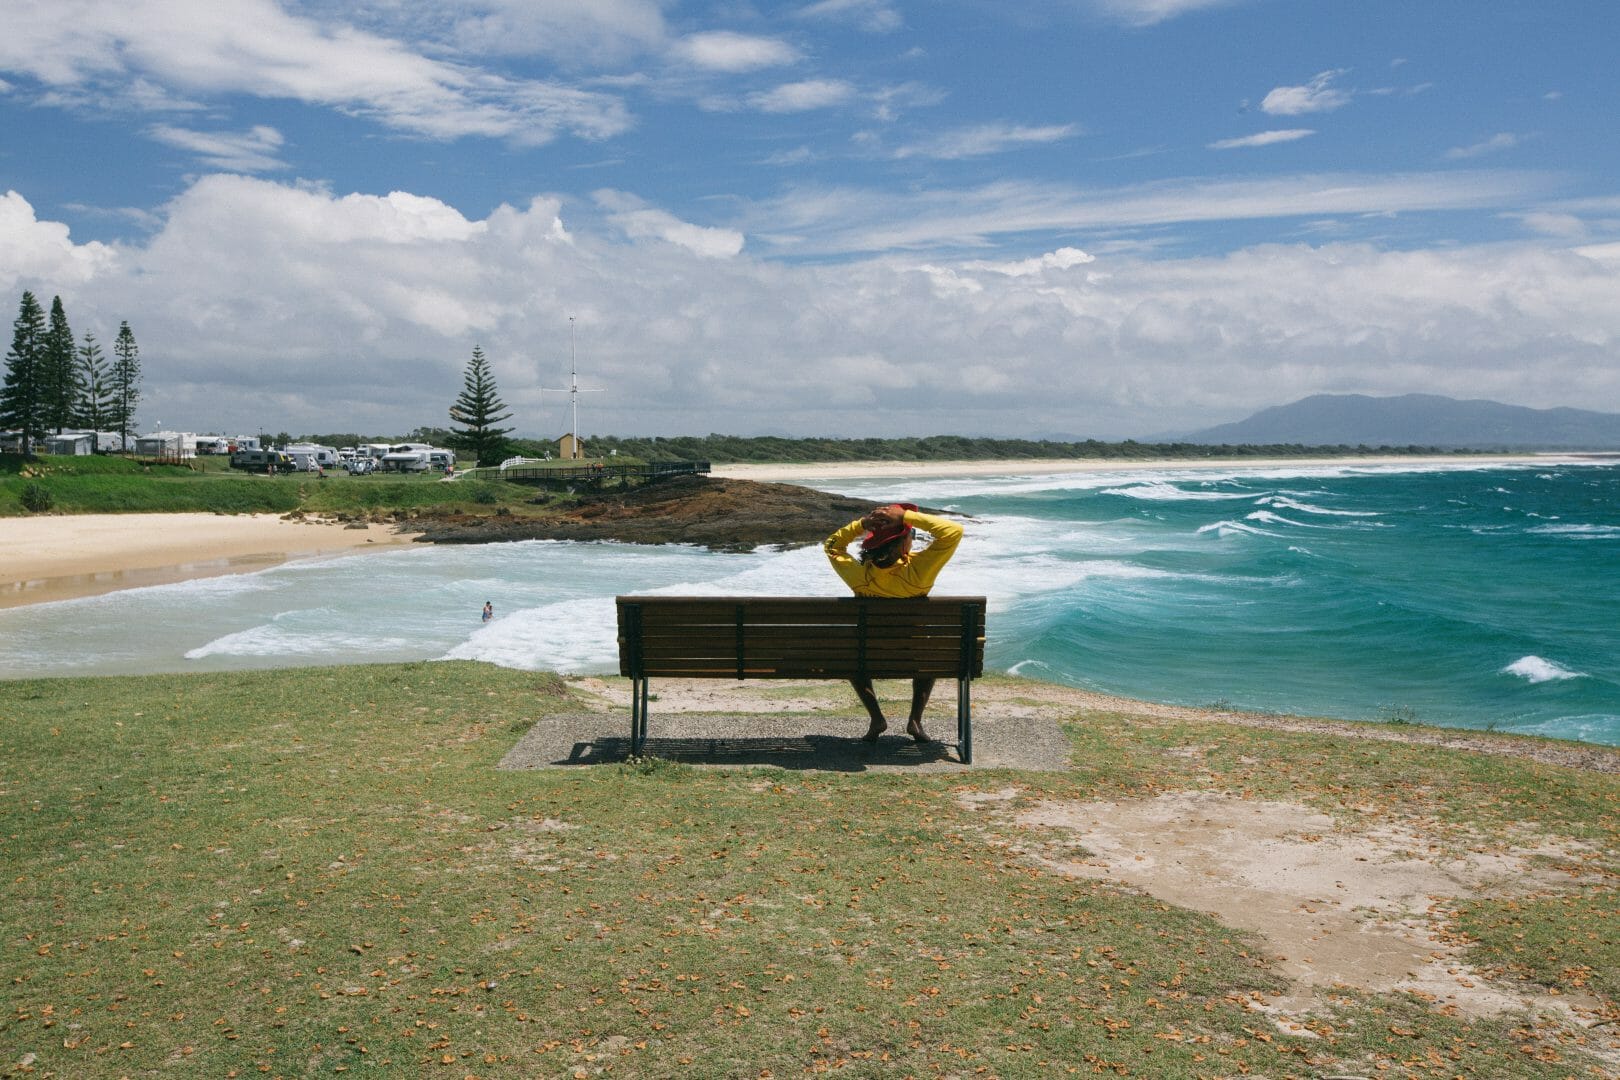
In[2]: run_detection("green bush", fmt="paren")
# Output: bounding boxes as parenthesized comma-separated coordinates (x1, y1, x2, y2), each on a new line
(20, 481, 54, 512)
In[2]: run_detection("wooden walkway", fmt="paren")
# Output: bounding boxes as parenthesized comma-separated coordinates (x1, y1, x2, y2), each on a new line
(492, 460, 710, 485)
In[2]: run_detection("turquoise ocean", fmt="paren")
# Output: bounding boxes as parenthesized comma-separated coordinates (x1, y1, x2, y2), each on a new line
(4, 460, 1617, 746)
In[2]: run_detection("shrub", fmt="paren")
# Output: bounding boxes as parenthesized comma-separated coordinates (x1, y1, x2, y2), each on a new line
(20, 481, 54, 513)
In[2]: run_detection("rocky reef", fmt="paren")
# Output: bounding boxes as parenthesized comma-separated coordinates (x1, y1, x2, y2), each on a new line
(407, 474, 880, 553)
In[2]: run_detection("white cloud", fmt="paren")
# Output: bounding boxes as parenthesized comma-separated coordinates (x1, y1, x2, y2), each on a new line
(1086, 0, 1249, 28)
(4, 176, 1618, 440)
(1511, 211, 1587, 240)
(1261, 70, 1351, 116)
(762, 146, 817, 167)
(1208, 129, 1315, 150)
(672, 31, 800, 73)
(435, 0, 668, 64)
(0, 0, 632, 146)
(748, 79, 856, 113)
(740, 170, 1552, 256)
(869, 81, 948, 122)
(962, 247, 1096, 277)
(148, 124, 288, 173)
(1446, 132, 1521, 160)
(593, 190, 745, 258)
(892, 123, 1079, 161)
(796, 0, 903, 33)
(0, 190, 120, 292)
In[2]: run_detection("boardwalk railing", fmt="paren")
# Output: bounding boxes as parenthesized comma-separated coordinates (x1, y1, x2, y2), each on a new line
(459, 460, 711, 484)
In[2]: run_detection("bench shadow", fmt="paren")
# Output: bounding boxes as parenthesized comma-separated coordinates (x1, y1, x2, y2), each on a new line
(557, 734, 961, 770)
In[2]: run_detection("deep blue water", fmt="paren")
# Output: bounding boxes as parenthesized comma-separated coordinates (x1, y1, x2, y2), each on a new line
(3, 460, 1616, 745)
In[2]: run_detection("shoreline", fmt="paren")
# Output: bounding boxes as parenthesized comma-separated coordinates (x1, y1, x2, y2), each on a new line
(0, 512, 411, 609)
(710, 451, 1585, 483)
(0, 452, 1593, 609)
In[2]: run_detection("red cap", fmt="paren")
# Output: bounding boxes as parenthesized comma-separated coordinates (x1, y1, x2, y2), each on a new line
(860, 503, 918, 552)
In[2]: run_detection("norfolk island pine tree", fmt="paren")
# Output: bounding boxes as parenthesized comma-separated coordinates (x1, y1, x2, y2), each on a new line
(447, 344, 514, 467)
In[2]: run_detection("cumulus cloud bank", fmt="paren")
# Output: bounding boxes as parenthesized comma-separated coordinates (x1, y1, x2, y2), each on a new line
(0, 0, 632, 145)
(4, 178, 1617, 440)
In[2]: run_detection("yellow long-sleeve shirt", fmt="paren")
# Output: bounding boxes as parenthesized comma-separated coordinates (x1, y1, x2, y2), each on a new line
(823, 509, 964, 598)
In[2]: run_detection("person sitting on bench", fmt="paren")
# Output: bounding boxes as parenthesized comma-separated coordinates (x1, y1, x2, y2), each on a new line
(823, 502, 964, 744)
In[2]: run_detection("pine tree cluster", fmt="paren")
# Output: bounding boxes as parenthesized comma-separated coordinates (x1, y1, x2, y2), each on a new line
(1, 291, 141, 454)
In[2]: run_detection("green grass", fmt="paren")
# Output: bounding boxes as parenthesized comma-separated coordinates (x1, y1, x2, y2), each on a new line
(0, 455, 540, 517)
(2, 663, 1615, 1078)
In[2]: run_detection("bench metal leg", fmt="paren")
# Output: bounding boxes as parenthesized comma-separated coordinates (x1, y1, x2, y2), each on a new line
(630, 677, 649, 757)
(957, 678, 972, 764)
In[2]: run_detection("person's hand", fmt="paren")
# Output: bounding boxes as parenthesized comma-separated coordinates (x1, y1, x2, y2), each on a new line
(864, 504, 906, 532)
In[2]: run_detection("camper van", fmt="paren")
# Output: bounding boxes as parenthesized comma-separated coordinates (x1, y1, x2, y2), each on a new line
(228, 449, 293, 473)
(379, 443, 435, 472)
(282, 444, 339, 472)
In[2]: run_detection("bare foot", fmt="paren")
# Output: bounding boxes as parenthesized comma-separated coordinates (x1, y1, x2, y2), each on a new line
(861, 718, 888, 744)
(906, 721, 932, 744)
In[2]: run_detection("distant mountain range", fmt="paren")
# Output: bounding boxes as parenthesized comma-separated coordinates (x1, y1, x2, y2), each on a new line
(1180, 393, 1620, 450)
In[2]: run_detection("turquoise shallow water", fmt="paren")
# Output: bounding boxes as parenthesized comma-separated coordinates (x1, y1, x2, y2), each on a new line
(3, 460, 1616, 745)
(883, 461, 1618, 746)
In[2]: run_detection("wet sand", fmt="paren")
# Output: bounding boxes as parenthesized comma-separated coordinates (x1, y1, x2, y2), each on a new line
(1, 513, 410, 608)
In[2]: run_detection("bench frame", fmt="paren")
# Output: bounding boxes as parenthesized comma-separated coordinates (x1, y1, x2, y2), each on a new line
(616, 595, 987, 763)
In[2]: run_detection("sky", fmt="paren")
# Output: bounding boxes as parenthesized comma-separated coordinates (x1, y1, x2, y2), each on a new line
(2, 0, 1618, 441)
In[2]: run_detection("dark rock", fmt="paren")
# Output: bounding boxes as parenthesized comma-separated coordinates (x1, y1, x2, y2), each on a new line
(410, 475, 879, 552)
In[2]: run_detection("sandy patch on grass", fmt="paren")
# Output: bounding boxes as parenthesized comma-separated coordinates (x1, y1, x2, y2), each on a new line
(965, 788, 1609, 1030)
(500, 676, 1074, 772)
(508, 676, 1619, 1060)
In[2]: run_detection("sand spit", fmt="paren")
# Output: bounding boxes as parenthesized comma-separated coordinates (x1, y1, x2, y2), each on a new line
(1, 511, 411, 608)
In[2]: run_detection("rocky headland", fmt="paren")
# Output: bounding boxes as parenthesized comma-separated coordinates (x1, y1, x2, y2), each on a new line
(406, 474, 881, 552)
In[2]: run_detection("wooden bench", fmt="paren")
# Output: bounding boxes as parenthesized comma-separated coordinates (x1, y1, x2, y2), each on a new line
(615, 595, 987, 763)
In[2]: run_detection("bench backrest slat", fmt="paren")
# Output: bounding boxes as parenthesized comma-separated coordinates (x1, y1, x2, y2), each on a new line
(617, 595, 985, 681)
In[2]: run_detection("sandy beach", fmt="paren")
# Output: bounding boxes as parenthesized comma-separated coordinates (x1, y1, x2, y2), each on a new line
(0, 512, 410, 609)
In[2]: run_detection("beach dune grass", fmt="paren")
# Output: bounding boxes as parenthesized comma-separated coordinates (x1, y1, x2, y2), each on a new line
(2, 662, 1615, 1077)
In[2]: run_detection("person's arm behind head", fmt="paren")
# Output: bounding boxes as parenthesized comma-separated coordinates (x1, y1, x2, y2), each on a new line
(898, 510, 963, 588)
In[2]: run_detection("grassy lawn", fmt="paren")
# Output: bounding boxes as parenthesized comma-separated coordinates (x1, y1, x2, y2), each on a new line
(2, 663, 1616, 1078)
(0, 454, 543, 518)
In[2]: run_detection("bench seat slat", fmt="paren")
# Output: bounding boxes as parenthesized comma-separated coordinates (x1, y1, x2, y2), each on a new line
(635, 646, 979, 662)
(630, 632, 978, 651)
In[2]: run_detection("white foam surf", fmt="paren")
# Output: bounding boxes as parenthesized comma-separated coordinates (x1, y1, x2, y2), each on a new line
(1503, 655, 1585, 683)
(1256, 495, 1379, 517)
(1527, 524, 1620, 539)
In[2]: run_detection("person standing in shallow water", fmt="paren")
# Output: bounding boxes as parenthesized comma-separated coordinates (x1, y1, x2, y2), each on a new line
(481, 601, 493, 623)
(823, 502, 964, 744)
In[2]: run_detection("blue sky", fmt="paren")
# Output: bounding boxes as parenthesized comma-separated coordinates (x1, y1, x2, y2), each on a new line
(2, 0, 1618, 439)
